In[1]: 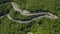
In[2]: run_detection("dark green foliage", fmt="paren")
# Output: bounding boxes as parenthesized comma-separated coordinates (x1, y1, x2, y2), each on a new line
(0, 3, 12, 16)
(0, 0, 60, 34)
(0, 0, 13, 4)
(0, 16, 60, 34)
(14, 0, 60, 14)
(28, 18, 60, 34)
(9, 9, 45, 21)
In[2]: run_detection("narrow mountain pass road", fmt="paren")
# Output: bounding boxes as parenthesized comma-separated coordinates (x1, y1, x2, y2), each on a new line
(7, 14, 46, 23)
(11, 2, 58, 19)
(0, 2, 58, 23)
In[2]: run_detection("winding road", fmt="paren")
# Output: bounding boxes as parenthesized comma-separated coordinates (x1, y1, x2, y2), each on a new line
(0, 2, 58, 23)
(7, 14, 46, 23)
(11, 2, 55, 16)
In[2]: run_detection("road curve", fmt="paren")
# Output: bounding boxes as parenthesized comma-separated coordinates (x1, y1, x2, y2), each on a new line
(7, 14, 46, 23)
(7, 2, 58, 23)
(11, 2, 52, 16)
(11, 2, 58, 18)
(0, 2, 58, 23)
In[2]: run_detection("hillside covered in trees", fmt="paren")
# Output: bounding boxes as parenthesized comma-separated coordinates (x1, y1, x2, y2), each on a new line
(14, 0, 60, 14)
(0, 0, 60, 34)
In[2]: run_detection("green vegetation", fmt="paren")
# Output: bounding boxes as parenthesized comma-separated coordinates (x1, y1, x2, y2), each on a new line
(0, 16, 60, 34)
(14, 0, 60, 15)
(0, 0, 13, 4)
(30, 18, 60, 34)
(0, 16, 28, 34)
(0, 3, 12, 16)
(9, 9, 45, 21)
(0, 0, 60, 34)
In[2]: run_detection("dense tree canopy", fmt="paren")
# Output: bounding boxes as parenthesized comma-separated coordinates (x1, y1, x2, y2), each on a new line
(14, 0, 60, 13)
(0, 0, 60, 34)
(0, 3, 12, 16)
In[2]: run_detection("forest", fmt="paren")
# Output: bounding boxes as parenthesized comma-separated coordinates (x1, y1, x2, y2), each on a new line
(0, 0, 60, 34)
(14, 0, 60, 14)
(0, 1, 12, 16)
